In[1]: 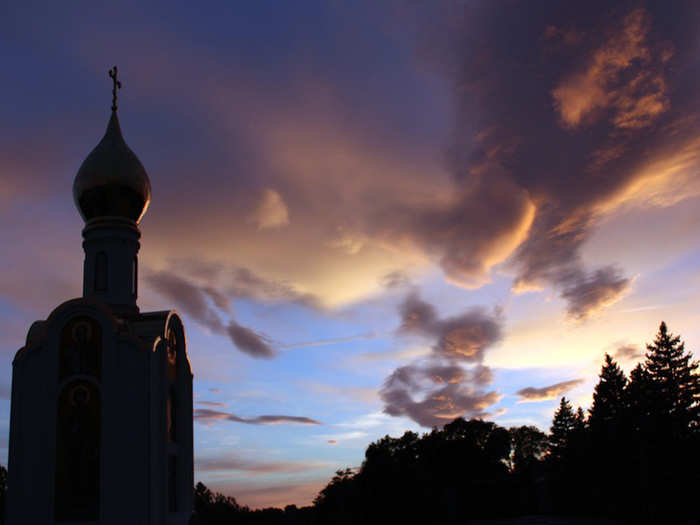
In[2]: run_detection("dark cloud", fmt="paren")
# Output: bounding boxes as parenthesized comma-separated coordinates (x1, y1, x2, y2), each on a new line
(614, 344, 642, 361)
(471, 364, 495, 386)
(516, 379, 585, 403)
(226, 320, 275, 359)
(399, 294, 438, 334)
(511, 217, 633, 319)
(194, 408, 321, 426)
(399, 294, 502, 362)
(560, 266, 631, 319)
(382, 364, 501, 428)
(423, 363, 465, 385)
(202, 286, 231, 313)
(381, 294, 503, 427)
(147, 270, 276, 358)
(148, 271, 225, 332)
(197, 401, 227, 407)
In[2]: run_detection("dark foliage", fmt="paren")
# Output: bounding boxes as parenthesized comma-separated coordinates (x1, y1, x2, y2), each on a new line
(193, 480, 315, 524)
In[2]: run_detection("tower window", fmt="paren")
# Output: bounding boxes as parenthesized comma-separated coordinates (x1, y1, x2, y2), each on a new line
(94, 252, 108, 292)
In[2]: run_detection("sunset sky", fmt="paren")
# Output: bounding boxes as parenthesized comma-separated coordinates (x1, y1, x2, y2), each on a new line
(3, 0, 700, 509)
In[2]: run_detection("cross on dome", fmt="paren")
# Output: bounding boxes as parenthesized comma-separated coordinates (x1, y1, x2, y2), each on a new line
(109, 66, 121, 112)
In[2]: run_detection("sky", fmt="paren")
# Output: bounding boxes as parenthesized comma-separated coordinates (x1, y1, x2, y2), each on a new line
(2, 0, 700, 509)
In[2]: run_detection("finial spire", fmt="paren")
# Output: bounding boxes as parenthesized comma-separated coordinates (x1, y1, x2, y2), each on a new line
(109, 66, 122, 112)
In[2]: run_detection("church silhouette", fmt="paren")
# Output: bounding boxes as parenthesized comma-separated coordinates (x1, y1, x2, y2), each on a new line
(6, 67, 195, 524)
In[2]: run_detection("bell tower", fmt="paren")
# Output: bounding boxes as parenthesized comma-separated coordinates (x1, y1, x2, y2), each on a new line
(6, 68, 195, 524)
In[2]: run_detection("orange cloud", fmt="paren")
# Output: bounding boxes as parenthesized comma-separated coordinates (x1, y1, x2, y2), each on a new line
(552, 9, 670, 130)
(247, 188, 290, 230)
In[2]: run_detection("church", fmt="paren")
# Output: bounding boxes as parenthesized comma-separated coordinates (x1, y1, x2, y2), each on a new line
(6, 68, 194, 524)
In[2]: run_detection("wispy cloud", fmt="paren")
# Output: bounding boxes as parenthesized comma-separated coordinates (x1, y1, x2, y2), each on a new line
(282, 332, 381, 350)
(516, 379, 585, 403)
(197, 401, 228, 408)
(197, 456, 328, 475)
(614, 344, 643, 362)
(194, 408, 321, 426)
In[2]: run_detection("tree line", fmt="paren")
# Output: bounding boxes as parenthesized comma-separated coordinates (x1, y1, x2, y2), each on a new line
(191, 321, 700, 524)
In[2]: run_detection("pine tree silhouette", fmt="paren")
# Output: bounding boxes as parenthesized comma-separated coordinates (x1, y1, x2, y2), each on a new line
(587, 354, 627, 516)
(548, 397, 576, 463)
(625, 363, 654, 431)
(589, 353, 627, 431)
(547, 398, 581, 514)
(644, 321, 700, 436)
(573, 407, 586, 431)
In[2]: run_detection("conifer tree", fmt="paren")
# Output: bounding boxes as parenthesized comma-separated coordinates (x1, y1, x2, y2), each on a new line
(574, 406, 586, 430)
(589, 354, 627, 432)
(625, 363, 653, 431)
(548, 397, 576, 462)
(644, 321, 700, 435)
(569, 406, 588, 463)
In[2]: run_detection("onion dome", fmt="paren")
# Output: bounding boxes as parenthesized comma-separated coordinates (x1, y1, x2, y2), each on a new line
(73, 67, 151, 224)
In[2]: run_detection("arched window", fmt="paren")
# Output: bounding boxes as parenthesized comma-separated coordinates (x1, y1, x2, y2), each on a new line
(94, 252, 108, 292)
(55, 380, 101, 521)
(56, 317, 102, 520)
(59, 318, 102, 381)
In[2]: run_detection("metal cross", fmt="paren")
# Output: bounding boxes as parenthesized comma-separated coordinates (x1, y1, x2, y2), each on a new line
(108, 66, 122, 112)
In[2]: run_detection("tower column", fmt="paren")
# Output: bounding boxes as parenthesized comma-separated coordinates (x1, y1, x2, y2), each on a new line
(82, 216, 141, 312)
